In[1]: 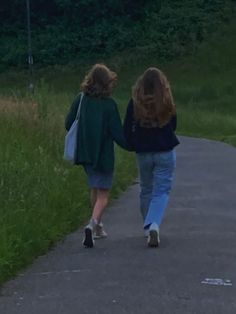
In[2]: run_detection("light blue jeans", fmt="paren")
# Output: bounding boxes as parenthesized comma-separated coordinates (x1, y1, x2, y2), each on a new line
(136, 150, 176, 229)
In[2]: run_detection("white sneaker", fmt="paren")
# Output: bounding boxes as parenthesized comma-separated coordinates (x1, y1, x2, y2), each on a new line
(144, 229, 149, 238)
(94, 222, 108, 239)
(147, 223, 160, 247)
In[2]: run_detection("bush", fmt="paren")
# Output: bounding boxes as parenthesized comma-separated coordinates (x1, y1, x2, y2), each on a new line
(0, 0, 235, 69)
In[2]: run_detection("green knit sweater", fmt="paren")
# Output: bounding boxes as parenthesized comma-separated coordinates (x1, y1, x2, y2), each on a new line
(65, 93, 128, 173)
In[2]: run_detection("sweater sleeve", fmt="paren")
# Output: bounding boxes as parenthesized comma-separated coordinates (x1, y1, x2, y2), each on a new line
(65, 94, 81, 131)
(171, 114, 177, 131)
(123, 99, 135, 151)
(108, 101, 129, 150)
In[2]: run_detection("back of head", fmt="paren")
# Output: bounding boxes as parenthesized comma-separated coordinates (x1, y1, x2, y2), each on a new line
(81, 64, 117, 98)
(133, 67, 176, 128)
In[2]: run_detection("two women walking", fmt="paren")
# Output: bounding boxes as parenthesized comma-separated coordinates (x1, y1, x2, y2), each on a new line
(65, 64, 179, 248)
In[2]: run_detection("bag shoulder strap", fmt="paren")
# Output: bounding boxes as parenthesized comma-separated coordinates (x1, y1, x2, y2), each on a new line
(75, 92, 84, 120)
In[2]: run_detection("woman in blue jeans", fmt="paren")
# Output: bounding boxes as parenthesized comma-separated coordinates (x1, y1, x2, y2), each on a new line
(123, 67, 179, 247)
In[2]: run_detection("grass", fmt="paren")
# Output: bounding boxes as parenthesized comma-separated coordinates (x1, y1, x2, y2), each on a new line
(0, 21, 236, 285)
(168, 22, 236, 146)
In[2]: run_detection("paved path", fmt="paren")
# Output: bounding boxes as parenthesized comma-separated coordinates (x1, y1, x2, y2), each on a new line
(1, 136, 236, 314)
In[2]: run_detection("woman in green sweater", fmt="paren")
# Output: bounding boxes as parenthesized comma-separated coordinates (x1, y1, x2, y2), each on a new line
(65, 64, 127, 248)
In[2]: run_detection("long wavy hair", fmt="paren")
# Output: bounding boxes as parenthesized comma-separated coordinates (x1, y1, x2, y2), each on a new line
(132, 67, 176, 128)
(81, 64, 117, 97)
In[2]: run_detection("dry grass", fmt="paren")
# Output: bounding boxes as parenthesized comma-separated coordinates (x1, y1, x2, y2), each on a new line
(0, 97, 38, 121)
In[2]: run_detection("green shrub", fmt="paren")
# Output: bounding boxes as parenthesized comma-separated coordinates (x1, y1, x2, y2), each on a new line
(0, 0, 235, 69)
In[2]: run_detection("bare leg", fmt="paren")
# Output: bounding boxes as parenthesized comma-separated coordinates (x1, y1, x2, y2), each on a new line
(92, 189, 109, 223)
(90, 188, 97, 209)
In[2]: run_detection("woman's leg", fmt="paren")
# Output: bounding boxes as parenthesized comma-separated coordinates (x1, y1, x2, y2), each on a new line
(83, 189, 109, 247)
(83, 165, 111, 247)
(92, 189, 109, 223)
(90, 188, 97, 209)
(136, 153, 154, 222)
(144, 150, 176, 229)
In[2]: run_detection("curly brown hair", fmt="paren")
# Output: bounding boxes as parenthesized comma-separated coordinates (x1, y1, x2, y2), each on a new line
(81, 64, 117, 97)
(133, 67, 176, 128)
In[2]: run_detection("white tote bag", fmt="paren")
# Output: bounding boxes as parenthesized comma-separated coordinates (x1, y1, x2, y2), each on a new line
(63, 93, 84, 164)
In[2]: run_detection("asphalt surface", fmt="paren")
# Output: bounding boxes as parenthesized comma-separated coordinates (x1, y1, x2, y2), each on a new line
(0, 136, 236, 314)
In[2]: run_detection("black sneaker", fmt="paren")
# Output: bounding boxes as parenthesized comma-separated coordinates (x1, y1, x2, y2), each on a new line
(83, 226, 94, 248)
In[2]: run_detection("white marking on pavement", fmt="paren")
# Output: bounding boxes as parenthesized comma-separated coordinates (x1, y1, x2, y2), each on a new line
(201, 278, 232, 286)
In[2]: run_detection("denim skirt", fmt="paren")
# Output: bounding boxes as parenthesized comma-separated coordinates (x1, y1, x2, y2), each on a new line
(83, 164, 113, 189)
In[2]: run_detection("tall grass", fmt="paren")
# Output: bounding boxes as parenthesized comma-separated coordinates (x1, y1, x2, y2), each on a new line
(0, 21, 236, 285)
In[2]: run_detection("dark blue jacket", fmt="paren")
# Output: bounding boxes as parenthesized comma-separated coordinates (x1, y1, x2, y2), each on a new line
(123, 99, 180, 153)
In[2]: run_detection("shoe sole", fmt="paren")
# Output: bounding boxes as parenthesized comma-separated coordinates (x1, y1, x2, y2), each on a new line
(83, 228, 94, 248)
(148, 230, 160, 247)
(93, 235, 107, 239)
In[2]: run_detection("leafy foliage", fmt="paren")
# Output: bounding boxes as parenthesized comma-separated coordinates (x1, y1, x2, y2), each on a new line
(0, 0, 235, 69)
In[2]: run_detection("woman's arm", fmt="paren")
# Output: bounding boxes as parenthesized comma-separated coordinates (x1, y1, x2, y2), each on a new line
(123, 99, 135, 151)
(108, 101, 129, 150)
(171, 114, 177, 131)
